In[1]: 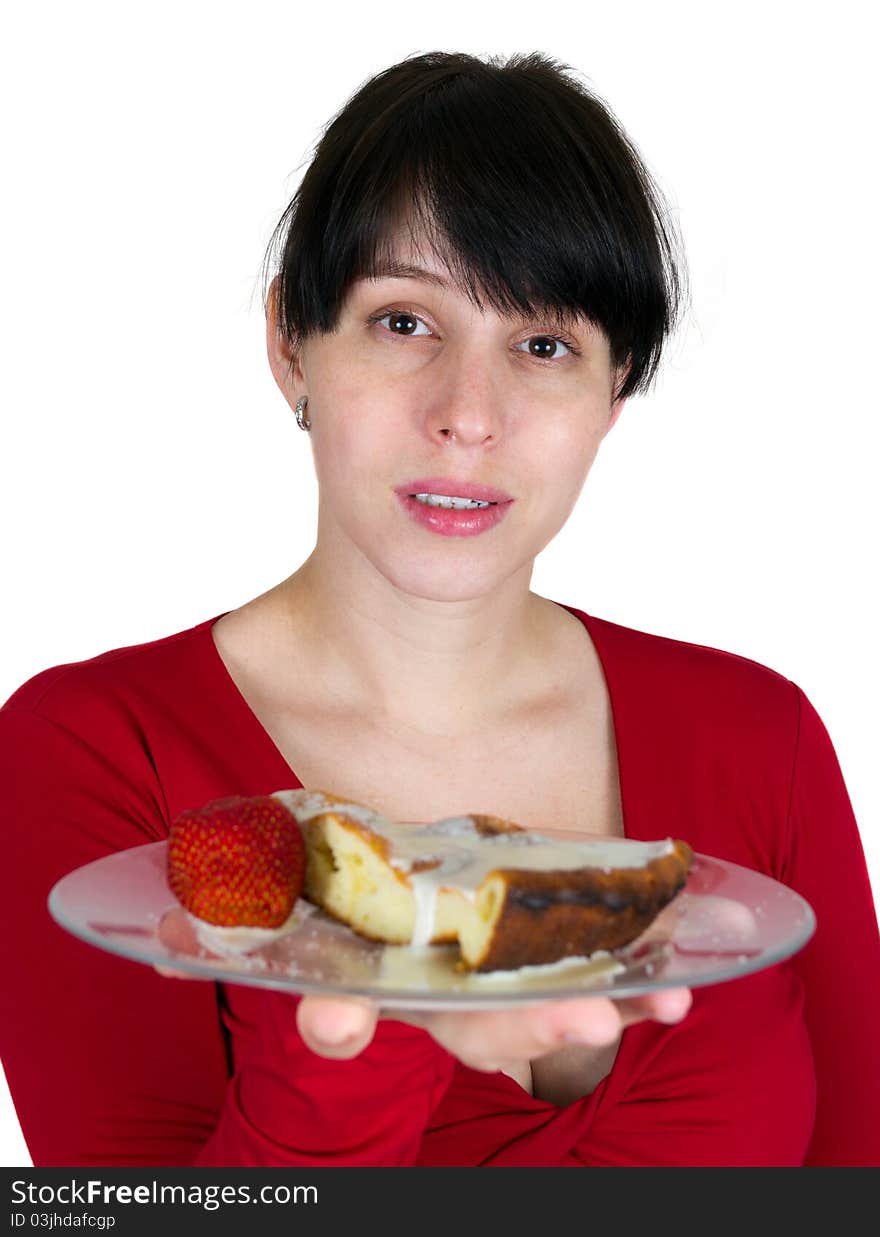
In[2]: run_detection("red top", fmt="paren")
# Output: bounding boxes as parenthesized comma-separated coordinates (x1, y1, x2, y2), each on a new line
(1, 604, 878, 1167)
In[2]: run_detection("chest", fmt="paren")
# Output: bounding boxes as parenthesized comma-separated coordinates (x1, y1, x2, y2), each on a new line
(255, 685, 625, 842)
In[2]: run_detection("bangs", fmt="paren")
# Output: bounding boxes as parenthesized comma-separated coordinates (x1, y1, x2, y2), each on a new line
(264, 53, 687, 400)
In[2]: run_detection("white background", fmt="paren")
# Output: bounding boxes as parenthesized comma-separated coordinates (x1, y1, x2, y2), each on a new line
(2, 1, 877, 1166)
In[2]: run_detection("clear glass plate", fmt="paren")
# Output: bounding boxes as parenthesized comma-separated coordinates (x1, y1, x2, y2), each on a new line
(48, 833, 816, 1010)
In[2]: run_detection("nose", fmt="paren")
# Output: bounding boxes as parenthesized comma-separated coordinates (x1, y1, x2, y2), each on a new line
(422, 344, 506, 448)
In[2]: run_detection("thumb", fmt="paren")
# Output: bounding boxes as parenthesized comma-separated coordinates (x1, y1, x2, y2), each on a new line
(296, 995, 379, 1058)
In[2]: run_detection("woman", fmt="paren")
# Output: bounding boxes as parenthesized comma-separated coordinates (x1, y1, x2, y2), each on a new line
(1, 51, 878, 1168)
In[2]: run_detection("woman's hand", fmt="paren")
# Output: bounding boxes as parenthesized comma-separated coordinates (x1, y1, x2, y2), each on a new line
(294, 988, 692, 1070)
(155, 907, 692, 1070)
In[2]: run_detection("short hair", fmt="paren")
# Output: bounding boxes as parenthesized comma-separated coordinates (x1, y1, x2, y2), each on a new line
(262, 51, 688, 401)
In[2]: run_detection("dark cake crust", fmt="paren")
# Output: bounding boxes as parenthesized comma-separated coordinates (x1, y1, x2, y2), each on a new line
(469, 840, 693, 972)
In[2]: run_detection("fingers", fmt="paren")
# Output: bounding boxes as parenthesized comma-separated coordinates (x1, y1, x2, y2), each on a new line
(155, 964, 190, 979)
(153, 956, 692, 1070)
(296, 995, 379, 1058)
(271, 986, 693, 1068)
(157, 906, 200, 952)
(398, 987, 692, 1072)
(155, 909, 215, 979)
(614, 986, 693, 1028)
(398, 996, 627, 1072)
(154, 964, 212, 980)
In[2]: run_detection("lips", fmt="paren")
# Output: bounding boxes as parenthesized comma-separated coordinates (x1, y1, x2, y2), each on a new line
(393, 476, 515, 538)
(394, 477, 514, 504)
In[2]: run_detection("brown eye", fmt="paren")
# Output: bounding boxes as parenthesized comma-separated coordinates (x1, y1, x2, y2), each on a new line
(371, 310, 431, 337)
(514, 334, 573, 359)
(525, 336, 566, 358)
(390, 312, 418, 335)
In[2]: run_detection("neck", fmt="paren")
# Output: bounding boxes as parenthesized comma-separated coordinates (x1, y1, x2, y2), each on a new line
(271, 545, 560, 737)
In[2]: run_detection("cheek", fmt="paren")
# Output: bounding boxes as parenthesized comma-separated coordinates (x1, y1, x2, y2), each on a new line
(535, 414, 604, 497)
(311, 401, 399, 503)
(309, 365, 387, 473)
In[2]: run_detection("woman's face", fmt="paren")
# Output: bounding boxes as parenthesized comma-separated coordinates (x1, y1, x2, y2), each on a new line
(268, 238, 627, 603)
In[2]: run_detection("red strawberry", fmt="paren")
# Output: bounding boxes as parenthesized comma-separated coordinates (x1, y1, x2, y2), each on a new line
(167, 795, 305, 928)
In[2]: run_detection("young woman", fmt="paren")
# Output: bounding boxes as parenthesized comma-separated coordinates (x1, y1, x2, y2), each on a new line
(2, 51, 878, 1168)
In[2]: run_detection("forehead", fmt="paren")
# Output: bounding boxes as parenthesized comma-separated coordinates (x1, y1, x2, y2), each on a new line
(355, 222, 461, 290)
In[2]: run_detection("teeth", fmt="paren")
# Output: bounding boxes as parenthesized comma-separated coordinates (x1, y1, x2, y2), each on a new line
(412, 493, 493, 509)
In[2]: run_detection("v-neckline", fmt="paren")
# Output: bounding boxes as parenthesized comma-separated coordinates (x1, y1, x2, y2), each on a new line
(200, 600, 639, 843)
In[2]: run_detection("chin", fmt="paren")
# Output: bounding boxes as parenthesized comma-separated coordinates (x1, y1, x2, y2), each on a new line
(338, 506, 548, 602)
(379, 553, 529, 605)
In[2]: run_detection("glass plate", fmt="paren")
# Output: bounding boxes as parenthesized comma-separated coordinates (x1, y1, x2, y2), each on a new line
(48, 833, 816, 1010)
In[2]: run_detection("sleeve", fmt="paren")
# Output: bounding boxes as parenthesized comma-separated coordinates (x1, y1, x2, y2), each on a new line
(197, 990, 456, 1167)
(0, 704, 454, 1167)
(782, 687, 880, 1166)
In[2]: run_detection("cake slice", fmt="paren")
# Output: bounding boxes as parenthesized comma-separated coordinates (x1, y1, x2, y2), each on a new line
(274, 788, 693, 972)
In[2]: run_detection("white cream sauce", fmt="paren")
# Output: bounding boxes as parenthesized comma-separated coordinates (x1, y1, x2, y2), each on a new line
(186, 903, 307, 956)
(378, 943, 625, 992)
(273, 788, 674, 950)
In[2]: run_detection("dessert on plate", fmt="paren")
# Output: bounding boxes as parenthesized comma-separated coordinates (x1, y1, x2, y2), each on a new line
(166, 788, 693, 971)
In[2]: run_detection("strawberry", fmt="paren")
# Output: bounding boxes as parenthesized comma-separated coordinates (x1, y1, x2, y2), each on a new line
(167, 795, 306, 928)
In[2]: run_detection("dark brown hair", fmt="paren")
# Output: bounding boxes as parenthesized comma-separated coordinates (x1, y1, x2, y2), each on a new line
(263, 51, 688, 401)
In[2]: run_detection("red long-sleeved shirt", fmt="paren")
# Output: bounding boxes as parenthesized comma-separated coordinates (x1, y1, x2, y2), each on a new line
(1, 603, 878, 1167)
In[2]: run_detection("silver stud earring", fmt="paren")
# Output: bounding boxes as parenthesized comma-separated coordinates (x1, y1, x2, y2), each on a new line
(295, 396, 311, 432)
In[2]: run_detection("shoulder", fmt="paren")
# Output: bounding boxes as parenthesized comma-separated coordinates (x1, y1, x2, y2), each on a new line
(561, 602, 802, 748)
(0, 613, 230, 847)
(1, 612, 226, 736)
(563, 601, 798, 695)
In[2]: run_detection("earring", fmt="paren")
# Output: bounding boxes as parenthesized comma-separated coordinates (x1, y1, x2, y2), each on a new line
(295, 396, 311, 432)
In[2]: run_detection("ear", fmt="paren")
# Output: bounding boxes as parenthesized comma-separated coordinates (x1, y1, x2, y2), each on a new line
(266, 275, 306, 399)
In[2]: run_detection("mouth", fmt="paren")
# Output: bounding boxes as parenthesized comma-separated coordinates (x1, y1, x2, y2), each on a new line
(409, 493, 495, 510)
(394, 478, 515, 538)
(394, 477, 514, 505)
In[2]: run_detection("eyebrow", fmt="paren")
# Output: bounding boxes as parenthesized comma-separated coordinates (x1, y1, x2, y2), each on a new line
(363, 261, 451, 288)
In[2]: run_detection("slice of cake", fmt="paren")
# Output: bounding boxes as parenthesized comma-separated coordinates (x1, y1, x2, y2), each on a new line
(273, 789, 693, 972)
